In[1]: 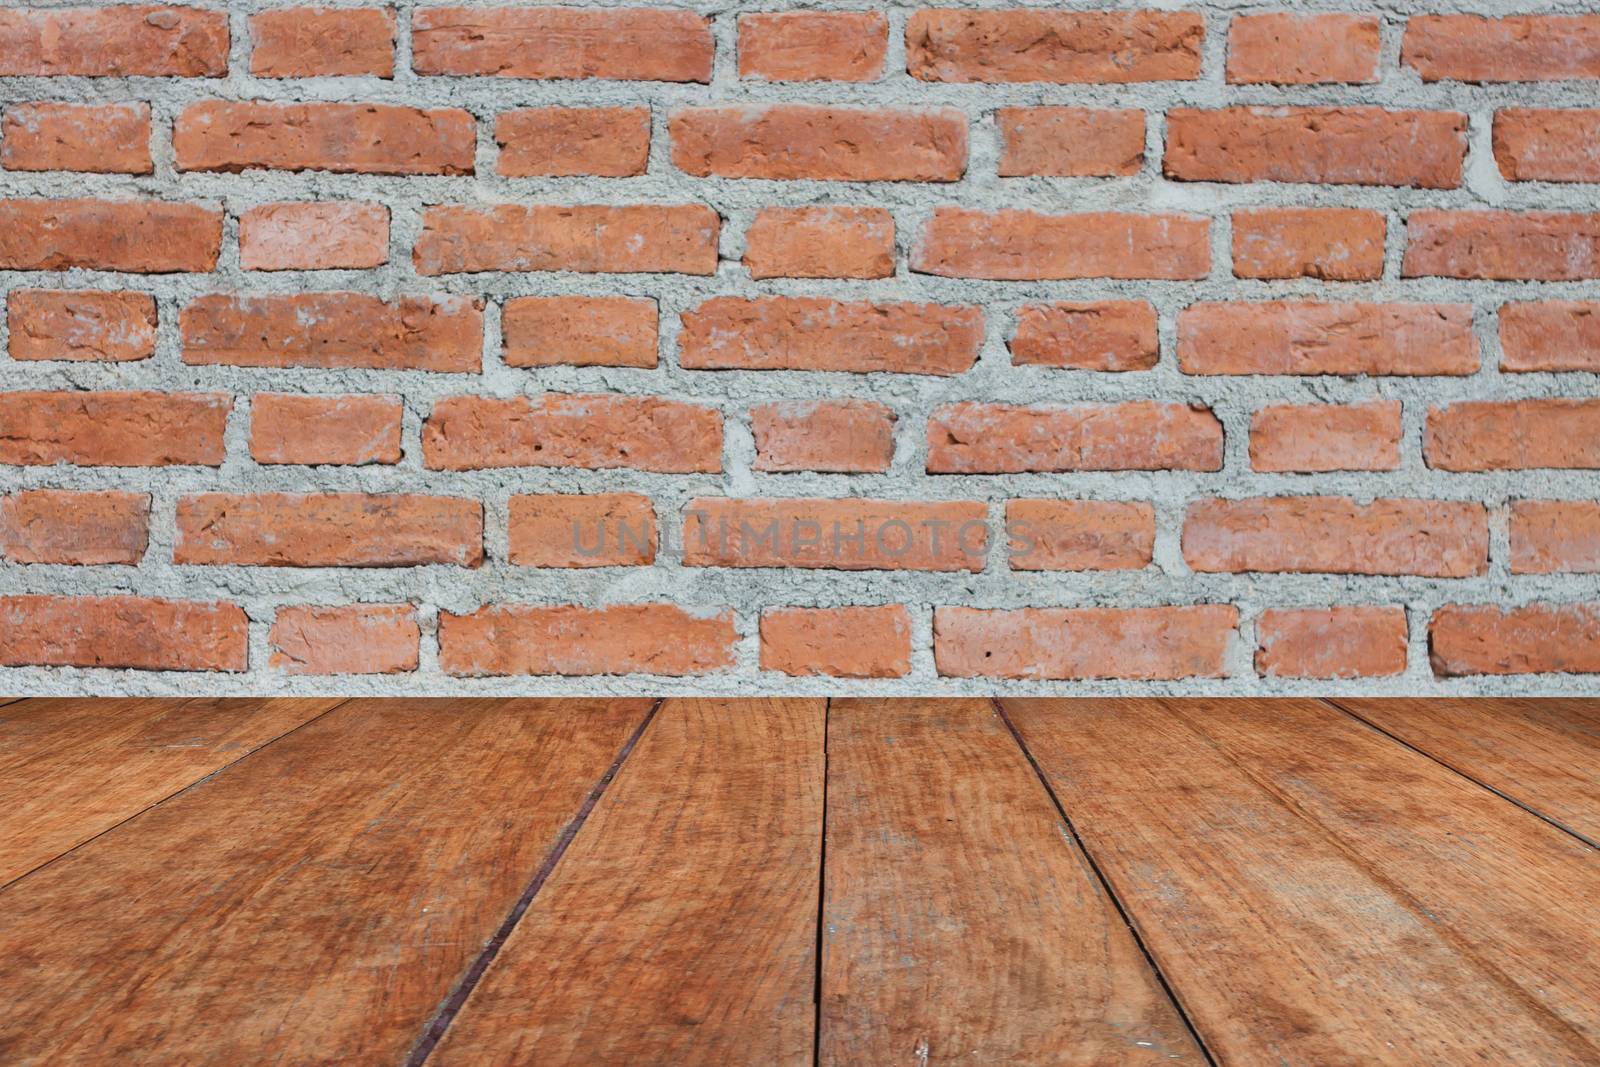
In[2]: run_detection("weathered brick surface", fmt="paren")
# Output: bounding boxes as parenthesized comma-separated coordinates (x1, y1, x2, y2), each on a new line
(1499, 302, 1600, 373)
(1510, 501, 1600, 575)
(683, 498, 987, 571)
(1404, 16, 1600, 83)
(739, 12, 888, 83)
(0, 391, 230, 467)
(0, 490, 150, 565)
(502, 296, 658, 368)
(914, 209, 1210, 280)
(8, 290, 157, 362)
(2, 102, 151, 174)
(760, 606, 911, 678)
(1006, 500, 1155, 571)
(934, 606, 1236, 680)
(0, 199, 220, 272)
(743, 208, 895, 280)
(1425, 401, 1600, 471)
(0, 596, 246, 672)
(906, 10, 1204, 83)
(174, 493, 483, 567)
(269, 604, 419, 675)
(1430, 604, 1600, 677)
(1010, 302, 1158, 371)
(508, 494, 657, 568)
(238, 202, 389, 271)
(412, 8, 713, 82)
(175, 102, 475, 175)
(1231, 209, 1386, 281)
(1404, 212, 1600, 281)
(679, 297, 981, 375)
(1227, 14, 1380, 84)
(1256, 607, 1407, 679)
(439, 604, 737, 677)
(1178, 302, 1476, 376)
(413, 204, 719, 276)
(0, 6, 228, 77)
(495, 107, 651, 178)
(1250, 401, 1402, 473)
(671, 106, 967, 182)
(751, 400, 896, 473)
(927, 403, 1223, 473)
(249, 393, 403, 466)
(995, 108, 1145, 177)
(1494, 110, 1600, 183)
(250, 8, 395, 78)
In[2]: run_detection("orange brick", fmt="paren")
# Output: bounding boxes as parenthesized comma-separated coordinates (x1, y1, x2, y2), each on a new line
(413, 204, 719, 276)
(239, 202, 389, 271)
(250, 7, 394, 77)
(508, 494, 656, 568)
(1231, 208, 1386, 281)
(0, 595, 246, 671)
(751, 400, 896, 473)
(175, 493, 482, 567)
(413, 7, 713, 82)
(439, 604, 737, 676)
(1250, 401, 1402, 473)
(928, 402, 1223, 473)
(914, 209, 1209, 280)
(7, 290, 156, 362)
(0, 490, 150, 565)
(1500, 301, 1600, 373)
(1010, 301, 1158, 371)
(1183, 497, 1488, 577)
(1494, 109, 1600, 182)
(1510, 501, 1600, 575)
(2, 102, 151, 173)
(1006, 500, 1154, 571)
(934, 606, 1236, 680)
(175, 101, 474, 175)
(1404, 211, 1600, 280)
(739, 12, 887, 82)
(670, 105, 967, 182)
(760, 606, 911, 678)
(743, 207, 894, 280)
(182, 293, 482, 372)
(907, 10, 1204, 83)
(996, 107, 1145, 177)
(270, 604, 419, 675)
(502, 296, 657, 368)
(1405, 15, 1600, 83)
(1227, 14, 1380, 84)
(679, 297, 982, 375)
(1256, 607, 1407, 679)
(1178, 302, 1477, 376)
(1426, 400, 1600, 471)
(495, 107, 650, 177)
(0, 6, 228, 76)
(0, 391, 230, 467)
(683, 498, 987, 571)
(1431, 603, 1600, 676)
(0, 199, 220, 273)
(250, 394, 403, 466)
(423, 394, 722, 474)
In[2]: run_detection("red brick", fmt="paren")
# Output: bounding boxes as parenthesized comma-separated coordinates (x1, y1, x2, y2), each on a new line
(508, 494, 656, 568)
(1510, 501, 1600, 575)
(250, 7, 394, 77)
(1494, 109, 1600, 182)
(413, 204, 719, 276)
(913, 208, 1209, 280)
(934, 605, 1236, 680)
(1227, 14, 1380, 84)
(0, 595, 246, 672)
(906, 9, 1204, 83)
(996, 107, 1145, 177)
(175, 101, 474, 175)
(423, 394, 722, 474)
(1500, 301, 1600, 373)
(679, 297, 982, 375)
(1165, 107, 1466, 188)
(1404, 16, 1600, 83)
(439, 604, 736, 677)
(269, 604, 419, 675)
(683, 498, 987, 571)
(743, 207, 894, 280)
(238, 202, 389, 271)
(1404, 211, 1600, 280)
(2, 102, 151, 173)
(414, 7, 713, 81)
(1431, 603, 1600, 676)
(0, 199, 220, 273)
(250, 393, 403, 466)
(7, 290, 156, 362)
(1426, 400, 1600, 471)
(175, 492, 482, 567)
(1250, 401, 1402, 473)
(1178, 302, 1477, 376)
(1006, 500, 1154, 571)
(751, 400, 896, 473)
(0, 6, 228, 77)
(670, 106, 967, 182)
(927, 402, 1223, 473)
(495, 107, 650, 177)
(502, 296, 657, 368)
(0, 391, 230, 467)
(1010, 301, 1158, 371)
(0, 489, 149, 565)
(1256, 607, 1407, 679)
(760, 606, 911, 678)
(740, 12, 887, 82)
(182, 293, 481, 372)
(1183, 497, 1488, 577)
(1231, 208, 1386, 281)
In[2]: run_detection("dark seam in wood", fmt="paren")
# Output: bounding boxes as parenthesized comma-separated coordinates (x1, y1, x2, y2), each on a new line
(812, 696, 830, 1067)
(1323, 698, 1600, 851)
(988, 697, 1221, 1067)
(0, 696, 354, 895)
(403, 696, 666, 1067)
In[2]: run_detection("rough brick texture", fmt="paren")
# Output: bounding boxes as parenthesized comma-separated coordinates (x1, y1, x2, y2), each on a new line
(2, 1, 1596, 694)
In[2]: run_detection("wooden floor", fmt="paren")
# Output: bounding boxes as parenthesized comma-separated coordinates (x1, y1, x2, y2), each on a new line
(0, 697, 1597, 1066)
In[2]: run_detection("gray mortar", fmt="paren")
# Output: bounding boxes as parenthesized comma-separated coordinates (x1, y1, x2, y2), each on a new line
(2, 0, 1599, 697)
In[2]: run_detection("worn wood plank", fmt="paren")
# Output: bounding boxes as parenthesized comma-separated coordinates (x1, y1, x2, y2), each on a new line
(429, 697, 825, 1067)
(1332, 698, 1600, 845)
(0, 697, 651, 1067)
(1004, 697, 1600, 1067)
(821, 698, 1204, 1065)
(0, 696, 342, 886)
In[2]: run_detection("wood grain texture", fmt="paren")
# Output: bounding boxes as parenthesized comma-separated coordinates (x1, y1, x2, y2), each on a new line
(821, 698, 1204, 1065)
(1004, 697, 1600, 1067)
(0, 697, 650, 1067)
(429, 697, 825, 1067)
(1333, 697, 1600, 844)
(0, 696, 341, 885)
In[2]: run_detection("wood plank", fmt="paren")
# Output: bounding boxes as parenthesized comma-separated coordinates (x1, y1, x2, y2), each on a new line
(0, 696, 342, 886)
(821, 698, 1204, 1065)
(0, 697, 651, 1066)
(428, 697, 825, 1067)
(1004, 698, 1600, 1067)
(1332, 698, 1600, 845)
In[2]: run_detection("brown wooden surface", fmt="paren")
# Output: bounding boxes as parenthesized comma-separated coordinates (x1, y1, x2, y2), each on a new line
(1004, 697, 1600, 1067)
(1333, 697, 1600, 845)
(429, 697, 825, 1067)
(821, 698, 1203, 1065)
(0, 696, 342, 886)
(0, 697, 650, 1066)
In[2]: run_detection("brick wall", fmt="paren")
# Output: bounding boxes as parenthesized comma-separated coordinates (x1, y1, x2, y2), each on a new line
(1, 2, 1597, 695)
